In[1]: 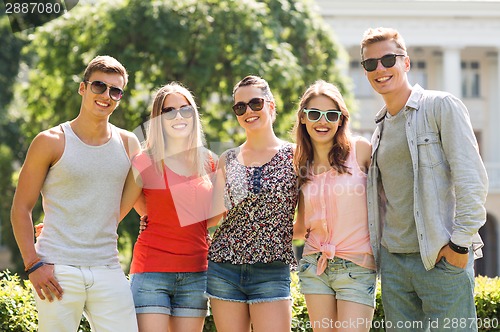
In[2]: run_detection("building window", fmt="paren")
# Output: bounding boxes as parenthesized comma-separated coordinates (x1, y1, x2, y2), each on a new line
(461, 61, 480, 98)
(349, 60, 373, 97)
(408, 61, 427, 88)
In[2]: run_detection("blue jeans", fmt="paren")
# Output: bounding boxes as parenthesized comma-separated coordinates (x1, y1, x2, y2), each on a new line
(130, 272, 208, 317)
(207, 260, 291, 304)
(380, 246, 477, 331)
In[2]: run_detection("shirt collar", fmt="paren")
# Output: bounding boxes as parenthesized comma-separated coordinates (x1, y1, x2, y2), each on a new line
(374, 84, 423, 124)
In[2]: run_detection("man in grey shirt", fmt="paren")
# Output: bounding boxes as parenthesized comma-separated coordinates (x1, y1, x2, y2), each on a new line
(361, 27, 488, 331)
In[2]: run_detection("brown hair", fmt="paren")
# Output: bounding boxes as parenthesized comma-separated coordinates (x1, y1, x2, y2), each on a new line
(232, 75, 274, 102)
(83, 55, 128, 87)
(293, 80, 351, 188)
(360, 27, 407, 60)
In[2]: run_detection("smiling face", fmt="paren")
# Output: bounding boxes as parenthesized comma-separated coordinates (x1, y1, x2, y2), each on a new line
(79, 71, 125, 119)
(161, 93, 194, 140)
(233, 85, 275, 131)
(300, 95, 341, 147)
(362, 39, 410, 97)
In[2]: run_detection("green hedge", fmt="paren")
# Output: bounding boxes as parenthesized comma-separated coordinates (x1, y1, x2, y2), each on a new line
(2, 270, 499, 331)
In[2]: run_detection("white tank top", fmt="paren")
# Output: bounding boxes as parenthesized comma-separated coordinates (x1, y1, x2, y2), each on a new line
(36, 121, 131, 266)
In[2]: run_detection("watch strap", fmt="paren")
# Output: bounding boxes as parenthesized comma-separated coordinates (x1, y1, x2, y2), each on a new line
(448, 241, 469, 254)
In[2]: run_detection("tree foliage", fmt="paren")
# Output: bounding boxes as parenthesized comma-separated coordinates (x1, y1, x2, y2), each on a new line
(0, 14, 27, 270)
(0, 15, 26, 110)
(0, 14, 26, 161)
(19, 0, 350, 146)
(6, 0, 351, 273)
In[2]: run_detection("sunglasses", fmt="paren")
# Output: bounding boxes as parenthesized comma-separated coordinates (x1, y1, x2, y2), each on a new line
(161, 105, 195, 120)
(85, 80, 124, 101)
(303, 109, 342, 123)
(232, 98, 267, 116)
(361, 54, 405, 72)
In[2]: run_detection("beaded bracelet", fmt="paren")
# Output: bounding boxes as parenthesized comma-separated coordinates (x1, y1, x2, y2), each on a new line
(26, 261, 45, 275)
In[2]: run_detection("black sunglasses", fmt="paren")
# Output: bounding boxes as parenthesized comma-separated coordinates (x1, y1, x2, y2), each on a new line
(361, 54, 405, 72)
(161, 105, 195, 120)
(232, 98, 267, 116)
(303, 109, 342, 123)
(85, 80, 124, 101)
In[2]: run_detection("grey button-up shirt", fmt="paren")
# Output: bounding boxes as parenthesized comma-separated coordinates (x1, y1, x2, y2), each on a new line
(367, 84, 489, 271)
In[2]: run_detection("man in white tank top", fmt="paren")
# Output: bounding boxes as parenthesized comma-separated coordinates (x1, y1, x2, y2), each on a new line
(11, 55, 141, 332)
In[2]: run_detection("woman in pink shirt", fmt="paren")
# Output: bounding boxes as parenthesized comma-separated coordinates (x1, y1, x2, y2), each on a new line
(293, 80, 376, 331)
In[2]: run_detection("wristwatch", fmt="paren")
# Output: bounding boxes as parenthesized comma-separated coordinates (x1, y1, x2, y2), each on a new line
(448, 241, 469, 254)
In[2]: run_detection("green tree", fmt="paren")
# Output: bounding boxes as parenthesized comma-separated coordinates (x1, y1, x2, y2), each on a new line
(0, 14, 27, 271)
(0, 14, 26, 111)
(19, 0, 350, 144)
(8, 0, 352, 273)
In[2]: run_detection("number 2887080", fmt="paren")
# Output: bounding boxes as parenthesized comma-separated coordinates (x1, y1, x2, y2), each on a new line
(5, 2, 63, 14)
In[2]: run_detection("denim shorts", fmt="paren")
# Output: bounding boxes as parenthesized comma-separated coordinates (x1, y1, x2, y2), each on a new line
(130, 271, 208, 317)
(298, 253, 377, 308)
(206, 260, 291, 304)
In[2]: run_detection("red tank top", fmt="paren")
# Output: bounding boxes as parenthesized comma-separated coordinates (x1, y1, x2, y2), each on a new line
(130, 152, 213, 273)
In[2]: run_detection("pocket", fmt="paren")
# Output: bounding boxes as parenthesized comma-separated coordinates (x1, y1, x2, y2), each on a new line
(105, 263, 122, 270)
(298, 262, 311, 273)
(298, 255, 318, 276)
(416, 133, 445, 167)
(437, 257, 465, 273)
(347, 265, 376, 282)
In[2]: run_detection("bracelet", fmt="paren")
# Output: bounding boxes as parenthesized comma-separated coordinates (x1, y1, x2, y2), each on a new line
(26, 261, 45, 275)
(24, 257, 41, 272)
(448, 241, 469, 254)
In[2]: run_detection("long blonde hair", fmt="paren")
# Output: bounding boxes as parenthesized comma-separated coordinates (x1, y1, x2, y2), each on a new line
(293, 80, 352, 188)
(144, 82, 211, 176)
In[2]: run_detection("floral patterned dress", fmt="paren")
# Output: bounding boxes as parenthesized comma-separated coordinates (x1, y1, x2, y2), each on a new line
(208, 144, 298, 265)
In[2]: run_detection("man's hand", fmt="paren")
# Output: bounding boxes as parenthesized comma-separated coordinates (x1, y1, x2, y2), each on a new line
(29, 264, 63, 302)
(436, 243, 468, 269)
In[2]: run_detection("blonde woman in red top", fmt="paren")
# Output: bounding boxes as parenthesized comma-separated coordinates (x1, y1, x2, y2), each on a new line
(293, 81, 376, 332)
(120, 82, 217, 332)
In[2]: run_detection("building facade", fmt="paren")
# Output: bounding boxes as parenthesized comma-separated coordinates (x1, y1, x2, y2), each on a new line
(315, 0, 500, 276)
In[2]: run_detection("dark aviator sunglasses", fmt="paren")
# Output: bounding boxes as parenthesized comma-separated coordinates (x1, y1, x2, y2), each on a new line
(232, 98, 267, 116)
(85, 80, 124, 101)
(361, 54, 405, 72)
(161, 105, 195, 120)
